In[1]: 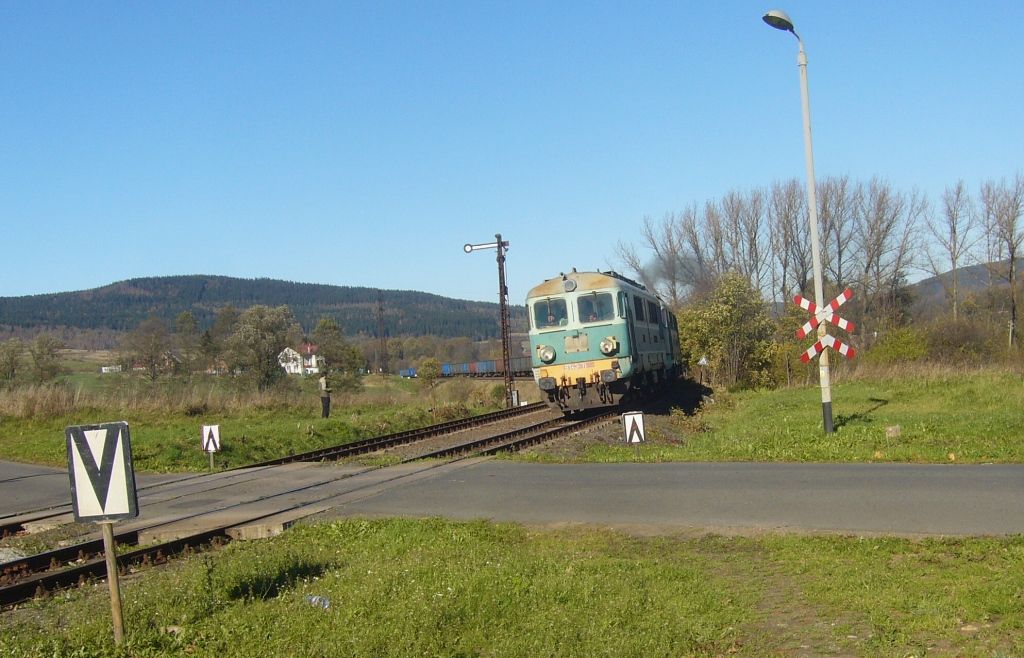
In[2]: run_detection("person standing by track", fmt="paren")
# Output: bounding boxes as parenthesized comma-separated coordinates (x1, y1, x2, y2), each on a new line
(318, 372, 331, 418)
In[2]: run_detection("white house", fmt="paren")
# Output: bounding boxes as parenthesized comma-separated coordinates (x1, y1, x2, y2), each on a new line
(278, 344, 321, 375)
(278, 347, 304, 375)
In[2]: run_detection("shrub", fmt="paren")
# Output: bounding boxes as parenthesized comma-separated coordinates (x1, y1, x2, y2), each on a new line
(923, 318, 1002, 363)
(863, 327, 928, 365)
(677, 273, 775, 389)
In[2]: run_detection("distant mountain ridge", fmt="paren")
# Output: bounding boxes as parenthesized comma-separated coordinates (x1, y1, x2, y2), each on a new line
(0, 264, 1008, 342)
(910, 260, 1019, 307)
(0, 275, 526, 340)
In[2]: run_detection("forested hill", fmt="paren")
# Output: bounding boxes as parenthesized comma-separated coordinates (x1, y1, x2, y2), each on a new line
(0, 275, 527, 339)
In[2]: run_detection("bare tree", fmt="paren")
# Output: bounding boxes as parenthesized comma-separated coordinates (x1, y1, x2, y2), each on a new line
(614, 239, 647, 287)
(227, 305, 302, 390)
(721, 190, 745, 278)
(124, 316, 171, 381)
(615, 213, 691, 309)
(723, 188, 769, 294)
(29, 334, 64, 382)
(175, 310, 201, 374)
(0, 338, 24, 384)
(853, 178, 925, 334)
(818, 175, 858, 291)
(746, 188, 770, 293)
(620, 187, 778, 308)
(767, 179, 807, 306)
(980, 174, 1024, 346)
(925, 180, 978, 320)
(703, 199, 730, 278)
(679, 204, 716, 296)
(639, 213, 687, 308)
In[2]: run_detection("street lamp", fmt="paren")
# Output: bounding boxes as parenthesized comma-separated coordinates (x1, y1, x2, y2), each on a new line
(763, 9, 835, 433)
(464, 234, 515, 408)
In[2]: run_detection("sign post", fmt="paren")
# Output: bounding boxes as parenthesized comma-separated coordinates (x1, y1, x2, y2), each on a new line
(202, 424, 221, 471)
(101, 522, 124, 643)
(697, 355, 709, 385)
(622, 411, 646, 460)
(793, 288, 857, 432)
(66, 421, 140, 645)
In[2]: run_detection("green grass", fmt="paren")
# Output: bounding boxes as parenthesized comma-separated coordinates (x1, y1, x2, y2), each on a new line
(2, 519, 1022, 657)
(546, 368, 1024, 464)
(3, 366, 1023, 469)
(0, 406, 452, 472)
(0, 372, 504, 472)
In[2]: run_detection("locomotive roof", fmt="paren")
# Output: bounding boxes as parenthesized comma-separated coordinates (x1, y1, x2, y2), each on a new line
(526, 270, 649, 299)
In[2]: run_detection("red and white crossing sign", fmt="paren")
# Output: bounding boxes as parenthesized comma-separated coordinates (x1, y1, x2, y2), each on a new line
(799, 333, 856, 363)
(794, 288, 857, 363)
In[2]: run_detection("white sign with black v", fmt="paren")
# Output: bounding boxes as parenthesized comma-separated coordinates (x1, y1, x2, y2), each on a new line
(66, 422, 140, 522)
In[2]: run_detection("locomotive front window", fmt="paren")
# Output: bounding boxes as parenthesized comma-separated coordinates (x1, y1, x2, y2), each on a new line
(534, 298, 568, 328)
(578, 293, 614, 323)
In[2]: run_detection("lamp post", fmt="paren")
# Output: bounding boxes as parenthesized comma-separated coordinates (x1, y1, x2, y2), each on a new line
(464, 234, 514, 408)
(763, 9, 834, 433)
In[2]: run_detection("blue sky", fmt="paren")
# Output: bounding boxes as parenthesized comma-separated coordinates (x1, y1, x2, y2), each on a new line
(3, 1, 1022, 304)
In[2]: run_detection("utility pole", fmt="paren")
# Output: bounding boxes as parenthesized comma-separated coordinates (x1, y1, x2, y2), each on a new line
(464, 234, 514, 408)
(376, 290, 388, 378)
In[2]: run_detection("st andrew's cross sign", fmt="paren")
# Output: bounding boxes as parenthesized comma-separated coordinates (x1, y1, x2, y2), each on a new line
(794, 288, 857, 363)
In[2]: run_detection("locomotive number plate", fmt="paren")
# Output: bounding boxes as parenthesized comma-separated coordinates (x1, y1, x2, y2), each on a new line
(564, 362, 595, 371)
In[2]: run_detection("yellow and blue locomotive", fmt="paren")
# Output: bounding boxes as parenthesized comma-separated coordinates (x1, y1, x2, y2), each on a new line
(526, 269, 682, 412)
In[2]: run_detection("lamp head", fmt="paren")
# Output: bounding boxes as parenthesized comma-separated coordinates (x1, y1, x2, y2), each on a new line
(762, 9, 795, 33)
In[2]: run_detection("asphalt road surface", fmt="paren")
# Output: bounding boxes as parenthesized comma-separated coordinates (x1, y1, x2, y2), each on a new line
(3, 460, 1022, 536)
(0, 461, 185, 517)
(333, 461, 1024, 536)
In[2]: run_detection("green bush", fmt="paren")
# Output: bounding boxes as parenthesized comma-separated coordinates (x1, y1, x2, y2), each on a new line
(923, 318, 1002, 363)
(862, 327, 928, 365)
(677, 273, 776, 389)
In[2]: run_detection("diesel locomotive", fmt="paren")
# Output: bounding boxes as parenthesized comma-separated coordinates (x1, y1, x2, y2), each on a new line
(526, 269, 682, 412)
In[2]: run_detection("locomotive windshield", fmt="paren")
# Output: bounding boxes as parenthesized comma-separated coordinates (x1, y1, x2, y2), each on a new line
(534, 298, 568, 328)
(578, 292, 614, 323)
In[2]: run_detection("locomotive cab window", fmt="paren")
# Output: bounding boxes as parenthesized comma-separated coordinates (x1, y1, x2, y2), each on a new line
(647, 301, 661, 325)
(534, 298, 568, 328)
(633, 295, 646, 322)
(578, 292, 614, 323)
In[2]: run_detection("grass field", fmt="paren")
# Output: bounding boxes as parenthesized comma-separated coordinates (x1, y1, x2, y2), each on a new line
(2, 364, 1023, 470)
(519, 366, 1024, 464)
(2, 518, 1022, 657)
(0, 369, 508, 471)
(3, 363, 1022, 656)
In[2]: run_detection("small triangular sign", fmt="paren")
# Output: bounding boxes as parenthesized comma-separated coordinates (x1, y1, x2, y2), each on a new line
(622, 412, 645, 444)
(202, 425, 220, 453)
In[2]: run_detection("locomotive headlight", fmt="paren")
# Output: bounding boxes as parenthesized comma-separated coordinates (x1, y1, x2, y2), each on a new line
(599, 337, 618, 355)
(538, 345, 556, 363)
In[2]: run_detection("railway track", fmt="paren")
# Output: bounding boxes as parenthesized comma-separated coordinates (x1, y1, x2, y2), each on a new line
(0, 402, 549, 539)
(1, 403, 615, 608)
(245, 401, 549, 467)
